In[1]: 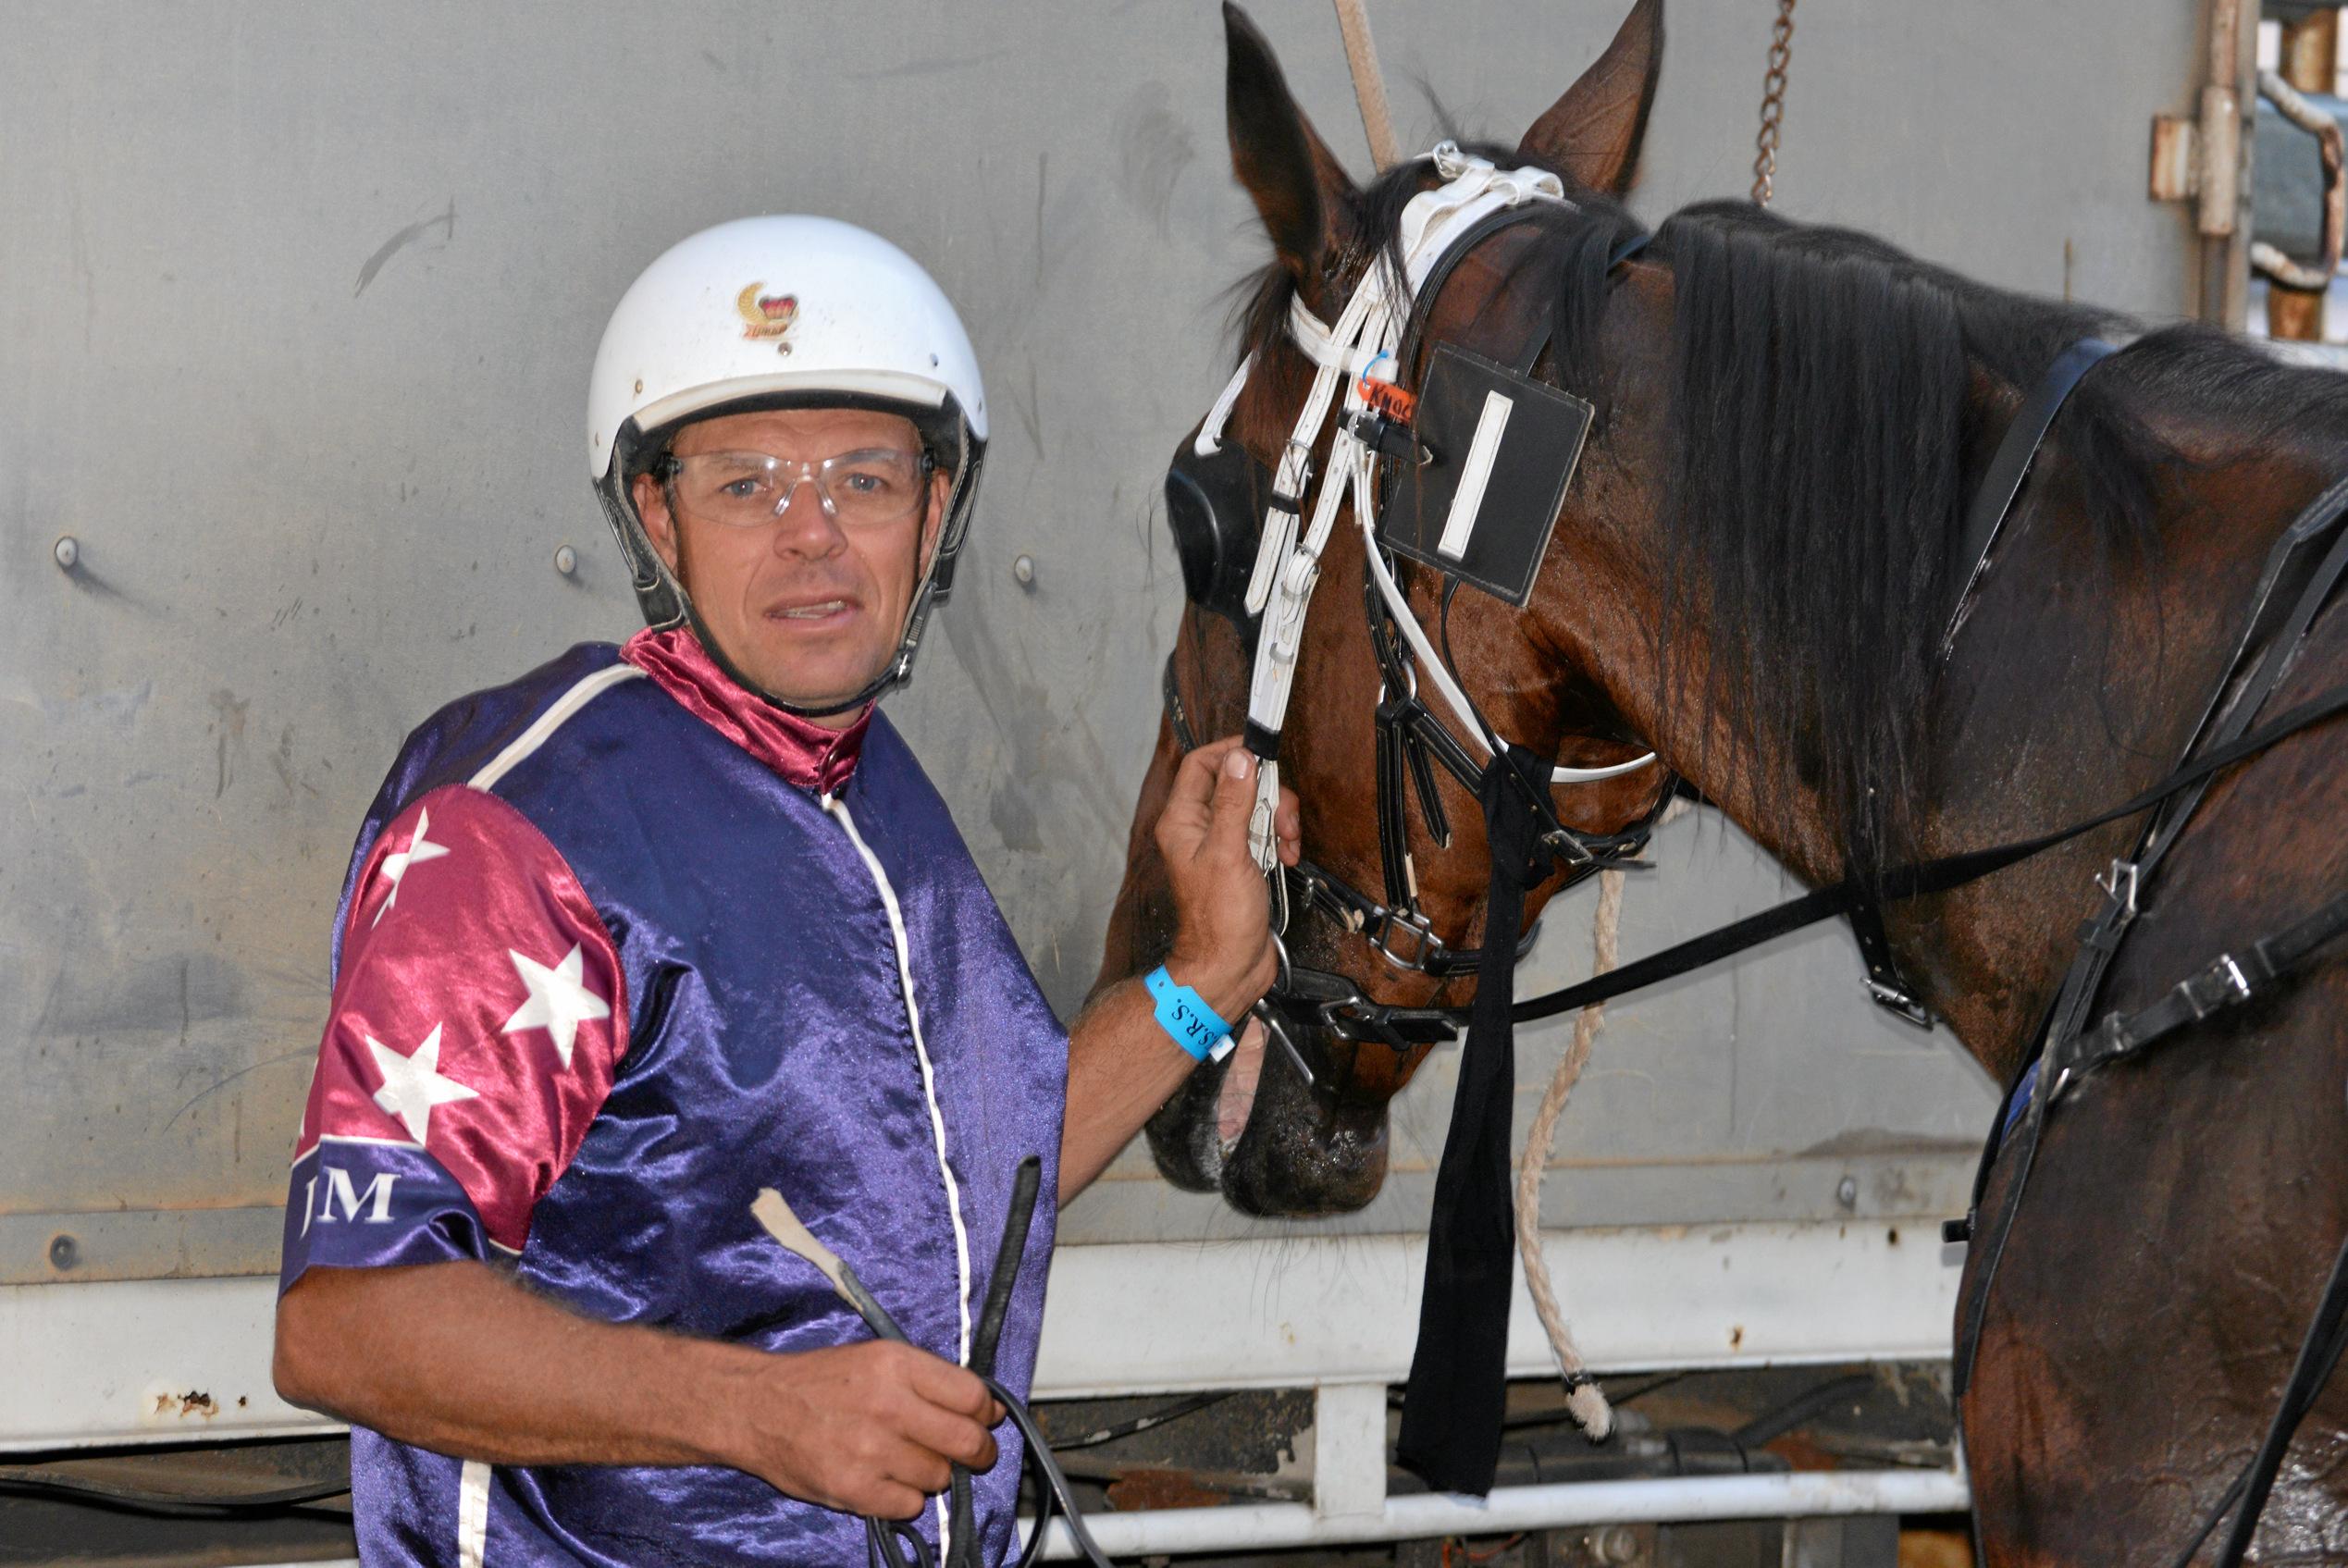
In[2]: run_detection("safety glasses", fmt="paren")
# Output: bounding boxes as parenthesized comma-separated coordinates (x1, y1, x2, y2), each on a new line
(661, 448, 933, 529)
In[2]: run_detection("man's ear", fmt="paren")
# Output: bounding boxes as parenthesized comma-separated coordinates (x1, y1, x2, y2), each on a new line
(1516, 0, 1663, 197)
(632, 472, 683, 574)
(1224, 2, 1356, 293)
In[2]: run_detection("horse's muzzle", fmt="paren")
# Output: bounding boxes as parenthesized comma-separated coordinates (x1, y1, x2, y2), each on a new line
(1142, 1019, 1391, 1216)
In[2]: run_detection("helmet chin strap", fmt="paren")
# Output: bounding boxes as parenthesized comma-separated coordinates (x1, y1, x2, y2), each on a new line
(682, 598, 897, 722)
(659, 512, 933, 726)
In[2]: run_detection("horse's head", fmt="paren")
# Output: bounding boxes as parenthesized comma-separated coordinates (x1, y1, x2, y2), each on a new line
(1094, 0, 1674, 1217)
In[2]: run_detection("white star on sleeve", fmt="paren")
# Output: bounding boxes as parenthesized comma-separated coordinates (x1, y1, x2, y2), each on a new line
(366, 1023, 480, 1145)
(501, 945, 612, 1069)
(372, 806, 451, 926)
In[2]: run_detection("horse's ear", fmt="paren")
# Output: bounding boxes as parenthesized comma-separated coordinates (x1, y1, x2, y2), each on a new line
(1224, 1, 1354, 287)
(1516, 0, 1663, 196)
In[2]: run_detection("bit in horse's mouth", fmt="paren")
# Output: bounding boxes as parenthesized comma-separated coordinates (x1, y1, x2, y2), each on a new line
(1214, 1019, 1267, 1156)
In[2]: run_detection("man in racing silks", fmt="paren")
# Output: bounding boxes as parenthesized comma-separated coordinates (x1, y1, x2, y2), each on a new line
(271, 216, 1296, 1566)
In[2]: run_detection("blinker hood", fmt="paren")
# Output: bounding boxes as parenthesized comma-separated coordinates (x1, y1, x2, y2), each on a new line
(1164, 419, 1269, 638)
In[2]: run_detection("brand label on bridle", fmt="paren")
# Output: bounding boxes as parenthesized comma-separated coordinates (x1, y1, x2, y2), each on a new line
(1382, 343, 1596, 608)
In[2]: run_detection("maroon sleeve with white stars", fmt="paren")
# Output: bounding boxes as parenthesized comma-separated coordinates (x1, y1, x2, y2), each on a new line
(280, 784, 628, 1287)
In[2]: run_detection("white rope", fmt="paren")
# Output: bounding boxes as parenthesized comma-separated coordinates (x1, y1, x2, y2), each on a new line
(1514, 796, 1693, 1440)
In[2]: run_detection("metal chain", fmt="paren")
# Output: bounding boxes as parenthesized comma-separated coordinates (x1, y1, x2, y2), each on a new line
(1750, 0, 1798, 205)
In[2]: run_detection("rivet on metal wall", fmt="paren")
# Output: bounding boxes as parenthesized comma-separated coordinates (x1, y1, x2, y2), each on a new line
(48, 1233, 80, 1271)
(1835, 1175, 1860, 1210)
(553, 545, 578, 577)
(1012, 554, 1036, 588)
(53, 536, 80, 572)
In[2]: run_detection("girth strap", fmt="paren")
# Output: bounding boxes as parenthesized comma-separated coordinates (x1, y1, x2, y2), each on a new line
(2057, 882, 2348, 1080)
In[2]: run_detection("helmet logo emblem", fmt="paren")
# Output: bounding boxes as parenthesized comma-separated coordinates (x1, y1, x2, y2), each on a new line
(735, 284, 798, 352)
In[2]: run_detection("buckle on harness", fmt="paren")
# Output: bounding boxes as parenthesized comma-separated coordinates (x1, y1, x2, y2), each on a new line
(2095, 859, 2140, 918)
(2180, 953, 2255, 1019)
(1373, 907, 1443, 971)
(1864, 974, 1936, 1029)
(1272, 438, 1316, 508)
(1540, 826, 1598, 867)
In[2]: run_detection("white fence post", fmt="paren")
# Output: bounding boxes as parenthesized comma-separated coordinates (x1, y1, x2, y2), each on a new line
(1312, 1380, 1390, 1522)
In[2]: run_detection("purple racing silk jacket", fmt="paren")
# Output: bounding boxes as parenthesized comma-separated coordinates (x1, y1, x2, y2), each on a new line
(279, 627, 1069, 1567)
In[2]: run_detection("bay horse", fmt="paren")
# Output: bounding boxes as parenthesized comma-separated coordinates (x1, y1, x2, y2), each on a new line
(1097, 1, 2348, 1560)
(1093, 7, 1673, 1220)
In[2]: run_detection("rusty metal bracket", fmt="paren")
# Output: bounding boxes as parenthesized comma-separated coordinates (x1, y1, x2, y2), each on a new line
(2150, 84, 2246, 235)
(2251, 68, 2347, 291)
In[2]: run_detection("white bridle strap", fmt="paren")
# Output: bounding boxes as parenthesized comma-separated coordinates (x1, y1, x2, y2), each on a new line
(1358, 510, 1655, 782)
(1234, 142, 1656, 870)
(1193, 352, 1254, 457)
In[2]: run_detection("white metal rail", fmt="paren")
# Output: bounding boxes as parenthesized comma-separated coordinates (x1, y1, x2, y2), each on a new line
(6, 1222, 1970, 1557)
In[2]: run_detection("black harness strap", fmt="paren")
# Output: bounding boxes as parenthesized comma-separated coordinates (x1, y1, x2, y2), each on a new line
(1161, 651, 1199, 754)
(1948, 472, 2348, 1395)
(1490, 677, 2348, 1026)
(2203, 1227, 2348, 1567)
(1941, 338, 2120, 662)
(1849, 898, 1933, 1028)
(2060, 878, 2348, 1079)
(1944, 474, 2348, 1273)
(1849, 338, 2120, 1026)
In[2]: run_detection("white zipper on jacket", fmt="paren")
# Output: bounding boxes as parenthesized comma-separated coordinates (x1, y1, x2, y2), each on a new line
(823, 791, 976, 1559)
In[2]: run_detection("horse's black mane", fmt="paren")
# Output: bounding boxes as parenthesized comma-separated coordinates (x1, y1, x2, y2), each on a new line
(1231, 142, 2348, 879)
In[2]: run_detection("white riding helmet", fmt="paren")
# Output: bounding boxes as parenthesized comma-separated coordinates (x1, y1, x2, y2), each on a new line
(587, 214, 988, 716)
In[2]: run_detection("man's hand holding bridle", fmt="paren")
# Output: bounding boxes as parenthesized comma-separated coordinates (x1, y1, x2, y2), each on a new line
(1152, 735, 1301, 1027)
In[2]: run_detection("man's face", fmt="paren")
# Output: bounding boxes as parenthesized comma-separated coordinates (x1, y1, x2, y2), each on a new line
(633, 407, 948, 726)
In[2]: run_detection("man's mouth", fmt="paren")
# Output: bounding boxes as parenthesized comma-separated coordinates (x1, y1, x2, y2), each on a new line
(765, 596, 859, 624)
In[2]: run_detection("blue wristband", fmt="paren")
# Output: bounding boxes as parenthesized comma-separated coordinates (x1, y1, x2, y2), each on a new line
(1143, 965, 1235, 1063)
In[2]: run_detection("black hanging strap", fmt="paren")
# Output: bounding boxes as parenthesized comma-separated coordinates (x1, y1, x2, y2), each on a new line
(1394, 748, 1551, 1495)
(1848, 895, 1932, 1026)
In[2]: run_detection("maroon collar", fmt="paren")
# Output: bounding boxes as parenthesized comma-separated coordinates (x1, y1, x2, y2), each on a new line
(621, 628, 869, 794)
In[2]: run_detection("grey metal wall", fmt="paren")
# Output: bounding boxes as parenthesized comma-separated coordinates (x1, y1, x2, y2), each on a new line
(1, 1, 2206, 1278)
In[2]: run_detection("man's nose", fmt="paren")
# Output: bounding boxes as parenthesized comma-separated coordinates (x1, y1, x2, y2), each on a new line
(769, 480, 847, 559)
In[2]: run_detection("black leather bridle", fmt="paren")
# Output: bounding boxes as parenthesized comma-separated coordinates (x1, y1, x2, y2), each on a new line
(1162, 639, 1668, 1053)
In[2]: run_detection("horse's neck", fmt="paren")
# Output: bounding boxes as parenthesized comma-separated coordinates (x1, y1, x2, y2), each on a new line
(1607, 428, 2342, 1084)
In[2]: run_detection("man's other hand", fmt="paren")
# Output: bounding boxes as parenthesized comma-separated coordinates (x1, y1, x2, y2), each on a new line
(1152, 735, 1300, 1025)
(722, 1340, 1003, 1520)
